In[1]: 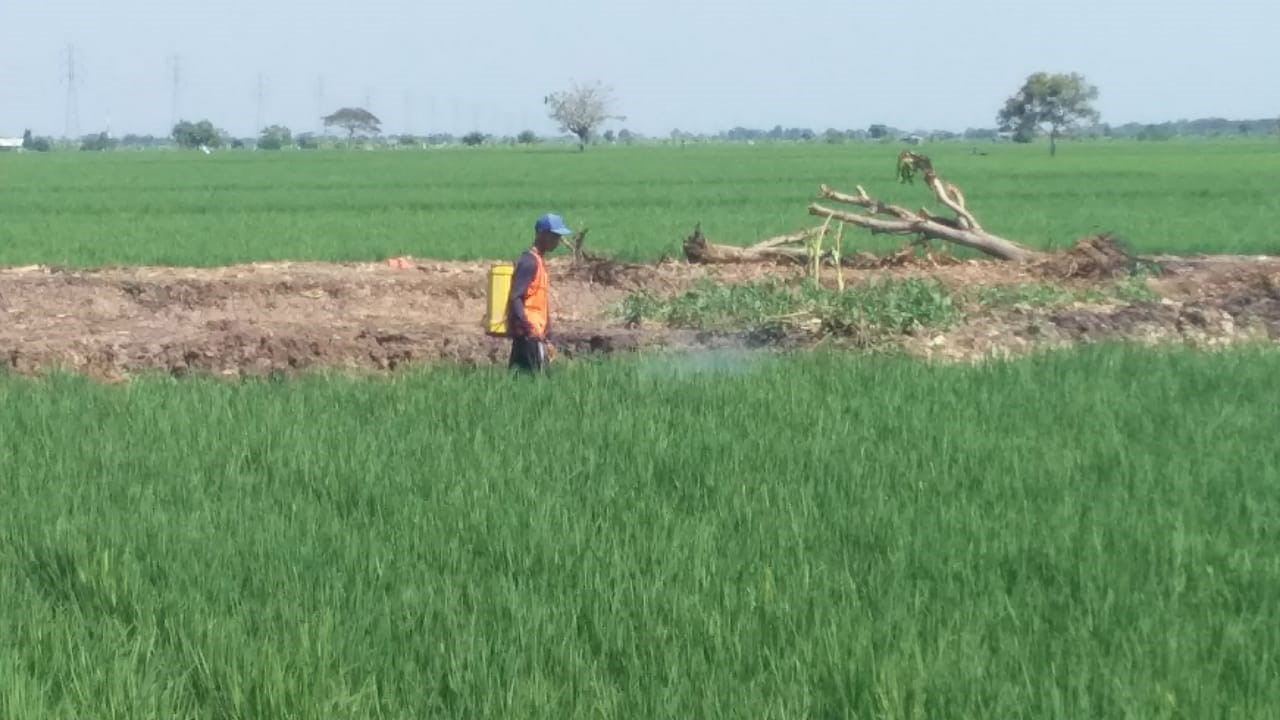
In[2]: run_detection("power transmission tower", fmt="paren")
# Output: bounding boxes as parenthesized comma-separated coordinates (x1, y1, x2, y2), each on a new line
(63, 45, 81, 139)
(168, 54, 182, 129)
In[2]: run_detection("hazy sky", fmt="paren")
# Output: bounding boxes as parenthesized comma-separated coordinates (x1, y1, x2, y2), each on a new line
(2, 0, 1277, 138)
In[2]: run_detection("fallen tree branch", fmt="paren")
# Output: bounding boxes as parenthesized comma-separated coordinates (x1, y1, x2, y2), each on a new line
(569, 228, 592, 263)
(806, 203, 1039, 262)
(899, 152, 982, 232)
(753, 227, 825, 250)
(683, 223, 881, 267)
(684, 152, 1045, 266)
(801, 152, 1043, 262)
(684, 224, 813, 264)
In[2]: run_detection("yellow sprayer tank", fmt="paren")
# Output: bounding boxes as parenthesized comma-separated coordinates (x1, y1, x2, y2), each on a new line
(485, 263, 514, 336)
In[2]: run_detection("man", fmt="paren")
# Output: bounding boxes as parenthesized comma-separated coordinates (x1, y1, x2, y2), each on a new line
(507, 213, 573, 373)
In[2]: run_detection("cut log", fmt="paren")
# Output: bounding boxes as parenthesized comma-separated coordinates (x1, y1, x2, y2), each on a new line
(684, 224, 828, 265)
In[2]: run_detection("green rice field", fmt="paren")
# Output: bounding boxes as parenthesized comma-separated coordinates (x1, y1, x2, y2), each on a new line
(1, 140, 1278, 267)
(2, 347, 1279, 718)
(3, 142, 1280, 718)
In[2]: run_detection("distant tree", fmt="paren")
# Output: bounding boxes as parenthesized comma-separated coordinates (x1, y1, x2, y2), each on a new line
(461, 131, 487, 147)
(172, 120, 223, 149)
(868, 124, 889, 140)
(22, 130, 51, 152)
(323, 107, 382, 140)
(602, 129, 616, 144)
(1137, 124, 1175, 142)
(397, 134, 419, 146)
(997, 72, 1100, 156)
(543, 80, 625, 151)
(823, 128, 846, 144)
(258, 125, 292, 150)
(80, 132, 117, 152)
(295, 133, 320, 150)
(517, 130, 539, 145)
(722, 126, 763, 142)
(617, 128, 637, 145)
(120, 134, 164, 148)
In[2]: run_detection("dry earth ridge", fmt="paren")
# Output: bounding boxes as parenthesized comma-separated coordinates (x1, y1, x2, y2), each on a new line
(2, 253, 1280, 381)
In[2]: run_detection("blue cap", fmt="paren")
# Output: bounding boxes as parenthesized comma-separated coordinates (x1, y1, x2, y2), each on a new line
(535, 213, 574, 236)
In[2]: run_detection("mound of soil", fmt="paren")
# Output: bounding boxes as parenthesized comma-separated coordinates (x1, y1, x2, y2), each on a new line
(1036, 234, 1158, 279)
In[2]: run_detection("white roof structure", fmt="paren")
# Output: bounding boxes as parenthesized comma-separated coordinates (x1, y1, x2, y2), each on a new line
(0, 138, 24, 149)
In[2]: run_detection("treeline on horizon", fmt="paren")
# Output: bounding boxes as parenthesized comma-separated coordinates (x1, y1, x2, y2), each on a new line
(11, 115, 1280, 153)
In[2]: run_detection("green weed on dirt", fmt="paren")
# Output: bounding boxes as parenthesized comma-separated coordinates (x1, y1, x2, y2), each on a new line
(975, 275, 1161, 308)
(619, 277, 957, 340)
(2, 346, 1278, 718)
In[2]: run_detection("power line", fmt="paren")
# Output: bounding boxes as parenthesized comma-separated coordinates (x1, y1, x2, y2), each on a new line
(255, 72, 266, 132)
(168, 54, 182, 129)
(316, 76, 326, 135)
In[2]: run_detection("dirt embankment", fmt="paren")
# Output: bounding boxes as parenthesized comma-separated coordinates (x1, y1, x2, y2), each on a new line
(2, 253, 1279, 381)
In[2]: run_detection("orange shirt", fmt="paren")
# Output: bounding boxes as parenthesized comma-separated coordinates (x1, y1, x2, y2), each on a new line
(507, 249, 550, 338)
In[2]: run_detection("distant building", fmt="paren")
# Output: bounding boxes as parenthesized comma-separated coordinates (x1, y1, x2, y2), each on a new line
(0, 138, 23, 151)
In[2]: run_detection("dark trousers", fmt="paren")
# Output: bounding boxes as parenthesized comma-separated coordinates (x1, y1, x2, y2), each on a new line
(509, 337, 548, 373)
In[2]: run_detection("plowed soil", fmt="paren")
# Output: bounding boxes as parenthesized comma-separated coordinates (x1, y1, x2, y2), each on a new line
(3, 253, 1279, 380)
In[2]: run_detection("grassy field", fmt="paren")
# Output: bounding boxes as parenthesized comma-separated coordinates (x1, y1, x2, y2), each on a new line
(2, 140, 1279, 268)
(2, 346, 1279, 718)
(3, 140, 1278, 718)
